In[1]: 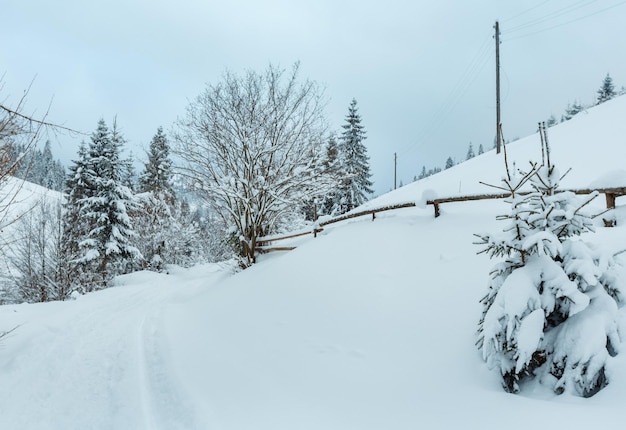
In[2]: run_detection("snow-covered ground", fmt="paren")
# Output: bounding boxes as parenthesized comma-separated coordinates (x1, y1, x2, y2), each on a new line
(2, 97, 626, 429)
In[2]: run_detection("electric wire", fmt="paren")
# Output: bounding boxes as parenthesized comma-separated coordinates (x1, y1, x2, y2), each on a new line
(503, 0, 597, 33)
(396, 0, 626, 168)
(501, 0, 552, 23)
(396, 33, 493, 160)
(398, 43, 492, 158)
(505, 1, 626, 41)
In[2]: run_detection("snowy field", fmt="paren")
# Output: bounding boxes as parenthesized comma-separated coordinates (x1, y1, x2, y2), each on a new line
(2, 97, 626, 429)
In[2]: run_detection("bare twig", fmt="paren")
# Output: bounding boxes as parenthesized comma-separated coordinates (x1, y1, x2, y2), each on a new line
(479, 181, 510, 192)
(0, 325, 19, 341)
(0, 104, 86, 136)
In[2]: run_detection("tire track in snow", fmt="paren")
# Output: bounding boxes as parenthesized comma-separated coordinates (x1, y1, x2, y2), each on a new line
(137, 305, 198, 430)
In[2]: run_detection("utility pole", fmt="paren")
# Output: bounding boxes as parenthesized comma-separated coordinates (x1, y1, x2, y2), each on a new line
(495, 20, 502, 154)
(394, 152, 397, 190)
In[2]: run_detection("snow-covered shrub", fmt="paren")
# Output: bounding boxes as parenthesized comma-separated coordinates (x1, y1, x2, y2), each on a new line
(476, 144, 623, 397)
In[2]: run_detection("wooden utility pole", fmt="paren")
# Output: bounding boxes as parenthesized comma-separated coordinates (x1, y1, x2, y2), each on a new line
(394, 152, 397, 190)
(495, 20, 502, 154)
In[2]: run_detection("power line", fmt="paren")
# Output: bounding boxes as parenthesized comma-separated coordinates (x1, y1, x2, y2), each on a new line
(503, 0, 596, 34)
(502, 0, 552, 23)
(397, 33, 493, 159)
(397, 0, 626, 173)
(506, 1, 626, 41)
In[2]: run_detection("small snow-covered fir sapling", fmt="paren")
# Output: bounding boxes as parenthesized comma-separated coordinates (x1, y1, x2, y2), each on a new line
(475, 124, 623, 397)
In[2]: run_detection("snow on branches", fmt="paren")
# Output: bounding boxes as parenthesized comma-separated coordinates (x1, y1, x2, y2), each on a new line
(475, 124, 623, 397)
(173, 63, 334, 267)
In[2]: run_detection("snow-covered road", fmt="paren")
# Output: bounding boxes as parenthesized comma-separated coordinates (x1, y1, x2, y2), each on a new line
(0, 265, 230, 429)
(1, 206, 626, 429)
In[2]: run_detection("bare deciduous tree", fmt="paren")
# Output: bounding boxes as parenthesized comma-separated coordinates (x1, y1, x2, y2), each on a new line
(0, 85, 43, 228)
(173, 63, 331, 266)
(1, 80, 80, 229)
(4, 197, 67, 303)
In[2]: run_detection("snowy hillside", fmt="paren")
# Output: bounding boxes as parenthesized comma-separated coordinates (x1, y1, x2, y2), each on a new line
(365, 95, 626, 209)
(2, 97, 626, 429)
(0, 176, 61, 226)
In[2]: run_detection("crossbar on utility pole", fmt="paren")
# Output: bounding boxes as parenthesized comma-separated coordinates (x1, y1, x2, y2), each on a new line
(495, 20, 502, 154)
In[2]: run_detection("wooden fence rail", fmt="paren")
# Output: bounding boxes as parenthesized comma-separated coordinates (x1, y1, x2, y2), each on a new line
(257, 202, 416, 252)
(258, 186, 626, 254)
(426, 187, 626, 218)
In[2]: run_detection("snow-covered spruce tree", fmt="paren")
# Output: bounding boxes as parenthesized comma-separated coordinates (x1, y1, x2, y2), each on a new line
(478, 144, 484, 155)
(476, 127, 623, 397)
(76, 119, 141, 287)
(317, 134, 344, 216)
(445, 156, 454, 169)
(139, 127, 174, 199)
(33, 140, 65, 190)
(173, 63, 331, 267)
(61, 141, 94, 292)
(596, 73, 616, 105)
(466, 142, 475, 160)
(121, 151, 137, 192)
(135, 127, 176, 271)
(562, 101, 584, 122)
(337, 98, 373, 213)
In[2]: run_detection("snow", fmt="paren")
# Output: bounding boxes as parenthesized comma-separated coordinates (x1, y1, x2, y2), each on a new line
(0, 176, 62, 227)
(589, 169, 626, 189)
(2, 97, 626, 428)
(515, 309, 545, 373)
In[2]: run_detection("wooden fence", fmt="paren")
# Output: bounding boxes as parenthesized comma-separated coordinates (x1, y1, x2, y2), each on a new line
(426, 187, 626, 219)
(257, 202, 416, 253)
(257, 186, 626, 254)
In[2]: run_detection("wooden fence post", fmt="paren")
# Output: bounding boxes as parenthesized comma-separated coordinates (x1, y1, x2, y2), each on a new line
(604, 193, 617, 227)
(606, 193, 616, 210)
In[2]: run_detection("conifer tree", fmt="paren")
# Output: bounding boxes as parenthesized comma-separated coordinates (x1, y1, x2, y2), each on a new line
(476, 130, 622, 397)
(8, 140, 66, 191)
(445, 156, 454, 169)
(466, 142, 475, 160)
(121, 152, 137, 192)
(76, 119, 140, 287)
(61, 141, 90, 291)
(596, 73, 616, 105)
(478, 144, 484, 155)
(136, 127, 176, 271)
(563, 101, 584, 121)
(139, 126, 174, 200)
(39, 140, 65, 189)
(319, 134, 342, 216)
(338, 99, 373, 213)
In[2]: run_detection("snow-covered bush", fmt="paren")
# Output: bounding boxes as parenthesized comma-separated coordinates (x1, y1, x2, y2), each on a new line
(476, 137, 623, 397)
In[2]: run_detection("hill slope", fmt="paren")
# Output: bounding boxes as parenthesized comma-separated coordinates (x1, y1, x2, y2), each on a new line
(1, 97, 626, 429)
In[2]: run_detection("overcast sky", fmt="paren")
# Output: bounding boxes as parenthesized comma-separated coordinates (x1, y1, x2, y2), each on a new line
(3, 0, 626, 195)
